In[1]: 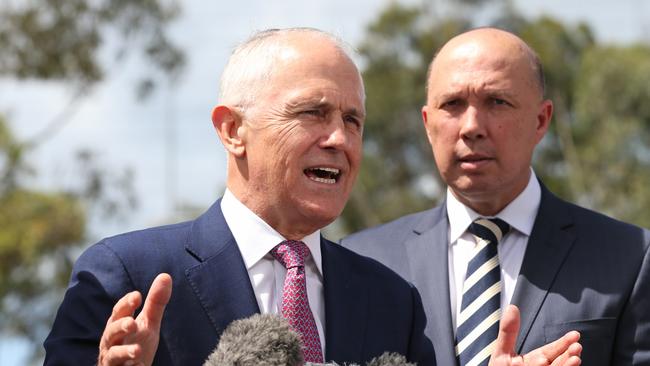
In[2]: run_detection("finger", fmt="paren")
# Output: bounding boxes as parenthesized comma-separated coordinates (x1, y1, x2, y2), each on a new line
(539, 331, 581, 361)
(100, 343, 143, 366)
(565, 355, 581, 366)
(493, 304, 521, 357)
(107, 291, 142, 324)
(510, 356, 525, 366)
(551, 353, 581, 366)
(568, 342, 582, 357)
(101, 317, 137, 349)
(139, 273, 173, 330)
(550, 343, 582, 366)
(101, 291, 141, 352)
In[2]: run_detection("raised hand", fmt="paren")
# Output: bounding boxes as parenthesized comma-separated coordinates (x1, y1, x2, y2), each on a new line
(489, 305, 582, 366)
(97, 273, 173, 366)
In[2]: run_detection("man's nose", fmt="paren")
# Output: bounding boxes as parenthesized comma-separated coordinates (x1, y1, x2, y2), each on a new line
(459, 106, 486, 140)
(320, 116, 348, 149)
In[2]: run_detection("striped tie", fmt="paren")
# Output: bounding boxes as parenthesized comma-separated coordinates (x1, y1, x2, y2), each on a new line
(456, 218, 511, 366)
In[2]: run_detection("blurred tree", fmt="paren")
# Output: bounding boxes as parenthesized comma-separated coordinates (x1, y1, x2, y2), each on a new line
(0, 0, 185, 145)
(0, 0, 184, 95)
(338, 1, 650, 235)
(0, 116, 137, 363)
(569, 45, 650, 224)
(0, 0, 183, 362)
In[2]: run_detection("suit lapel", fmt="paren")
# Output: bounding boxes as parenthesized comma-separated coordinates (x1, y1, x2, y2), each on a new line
(405, 205, 458, 366)
(184, 200, 260, 338)
(511, 185, 576, 352)
(322, 237, 368, 363)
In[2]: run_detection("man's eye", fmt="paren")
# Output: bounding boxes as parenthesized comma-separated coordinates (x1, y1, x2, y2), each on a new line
(441, 99, 460, 108)
(301, 109, 323, 117)
(492, 98, 510, 106)
(344, 115, 361, 127)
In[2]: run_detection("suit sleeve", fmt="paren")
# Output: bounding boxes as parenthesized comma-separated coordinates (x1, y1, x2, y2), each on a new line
(408, 283, 437, 366)
(43, 241, 135, 366)
(612, 231, 650, 365)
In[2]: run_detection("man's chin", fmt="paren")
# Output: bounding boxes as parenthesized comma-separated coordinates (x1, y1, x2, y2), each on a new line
(298, 201, 345, 227)
(449, 180, 497, 201)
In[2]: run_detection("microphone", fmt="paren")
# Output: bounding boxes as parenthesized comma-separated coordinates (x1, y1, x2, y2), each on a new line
(203, 313, 303, 366)
(365, 352, 414, 366)
(307, 352, 414, 366)
(204, 313, 413, 366)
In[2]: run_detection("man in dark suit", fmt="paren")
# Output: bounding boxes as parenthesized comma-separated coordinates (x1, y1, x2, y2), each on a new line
(43, 28, 434, 366)
(342, 27, 650, 366)
(44, 28, 581, 366)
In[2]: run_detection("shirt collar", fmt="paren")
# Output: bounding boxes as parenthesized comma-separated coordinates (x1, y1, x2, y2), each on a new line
(446, 169, 541, 243)
(220, 189, 323, 275)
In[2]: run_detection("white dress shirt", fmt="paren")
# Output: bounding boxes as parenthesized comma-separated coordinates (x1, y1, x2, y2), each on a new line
(220, 189, 326, 353)
(446, 169, 541, 332)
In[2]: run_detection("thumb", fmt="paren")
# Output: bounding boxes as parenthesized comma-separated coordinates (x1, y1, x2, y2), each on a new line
(493, 304, 520, 357)
(139, 273, 173, 330)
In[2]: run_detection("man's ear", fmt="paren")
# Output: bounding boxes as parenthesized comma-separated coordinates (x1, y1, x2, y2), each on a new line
(534, 99, 554, 144)
(422, 105, 435, 146)
(211, 105, 246, 158)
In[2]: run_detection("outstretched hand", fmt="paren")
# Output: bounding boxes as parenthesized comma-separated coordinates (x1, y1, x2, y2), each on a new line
(98, 273, 173, 366)
(489, 305, 582, 366)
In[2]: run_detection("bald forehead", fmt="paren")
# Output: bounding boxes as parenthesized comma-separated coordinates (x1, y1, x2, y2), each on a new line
(446, 28, 529, 51)
(428, 28, 544, 96)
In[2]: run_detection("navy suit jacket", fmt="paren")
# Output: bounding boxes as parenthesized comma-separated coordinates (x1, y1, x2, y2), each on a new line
(342, 183, 650, 365)
(44, 199, 435, 365)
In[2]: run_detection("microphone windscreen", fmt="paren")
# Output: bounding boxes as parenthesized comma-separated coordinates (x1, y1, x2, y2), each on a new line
(203, 313, 303, 366)
(366, 352, 414, 366)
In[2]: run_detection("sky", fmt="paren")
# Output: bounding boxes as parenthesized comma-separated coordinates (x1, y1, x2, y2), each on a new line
(1, 0, 648, 364)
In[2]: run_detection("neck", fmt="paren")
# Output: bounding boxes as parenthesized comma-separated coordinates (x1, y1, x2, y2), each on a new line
(225, 184, 320, 240)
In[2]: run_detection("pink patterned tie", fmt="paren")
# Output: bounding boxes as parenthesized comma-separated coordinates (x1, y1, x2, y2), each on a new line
(271, 240, 324, 363)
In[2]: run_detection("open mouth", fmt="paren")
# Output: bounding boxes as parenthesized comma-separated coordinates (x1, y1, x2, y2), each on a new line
(304, 167, 341, 184)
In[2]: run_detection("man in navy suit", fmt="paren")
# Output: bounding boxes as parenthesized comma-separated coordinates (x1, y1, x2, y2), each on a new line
(343, 28, 650, 366)
(44, 28, 581, 366)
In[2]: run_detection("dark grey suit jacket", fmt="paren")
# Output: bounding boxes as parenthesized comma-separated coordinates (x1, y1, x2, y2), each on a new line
(342, 184, 650, 365)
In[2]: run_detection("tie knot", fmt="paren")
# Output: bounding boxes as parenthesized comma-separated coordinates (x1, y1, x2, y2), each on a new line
(271, 240, 309, 269)
(467, 218, 511, 244)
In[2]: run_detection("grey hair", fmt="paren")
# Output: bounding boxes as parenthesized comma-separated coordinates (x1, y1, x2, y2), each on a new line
(218, 27, 362, 114)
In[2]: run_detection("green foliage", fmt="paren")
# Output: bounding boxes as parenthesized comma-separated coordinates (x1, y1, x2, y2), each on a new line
(0, 0, 185, 98)
(570, 46, 650, 225)
(0, 189, 84, 290)
(0, 114, 137, 361)
(0, 116, 84, 358)
(0, 0, 178, 361)
(339, 1, 650, 234)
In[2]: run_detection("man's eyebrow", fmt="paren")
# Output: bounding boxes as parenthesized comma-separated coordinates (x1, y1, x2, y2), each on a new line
(286, 99, 330, 110)
(433, 91, 463, 102)
(345, 107, 366, 119)
(287, 99, 365, 118)
(484, 88, 515, 98)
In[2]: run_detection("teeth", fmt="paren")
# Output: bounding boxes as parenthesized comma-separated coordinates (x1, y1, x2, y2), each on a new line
(305, 167, 340, 184)
(316, 167, 340, 174)
(310, 176, 336, 184)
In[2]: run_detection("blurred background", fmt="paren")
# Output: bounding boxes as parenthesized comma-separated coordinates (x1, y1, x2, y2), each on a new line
(1, 0, 649, 364)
